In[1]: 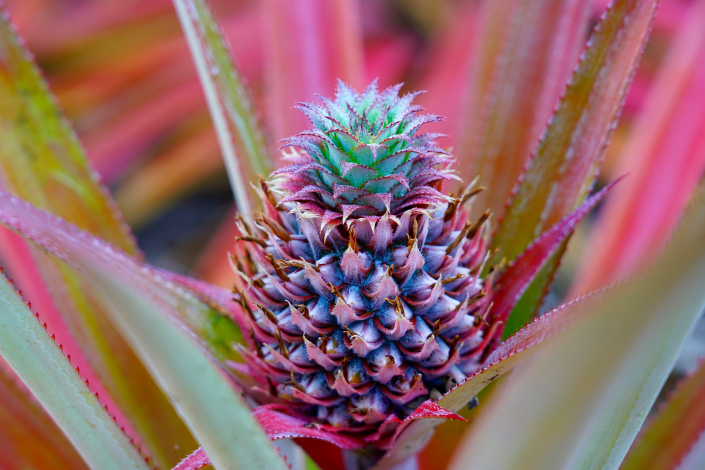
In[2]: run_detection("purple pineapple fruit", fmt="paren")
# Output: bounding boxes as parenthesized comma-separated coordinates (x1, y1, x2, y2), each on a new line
(231, 81, 500, 446)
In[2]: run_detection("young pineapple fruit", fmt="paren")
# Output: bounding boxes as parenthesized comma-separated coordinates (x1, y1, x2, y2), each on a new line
(231, 81, 499, 441)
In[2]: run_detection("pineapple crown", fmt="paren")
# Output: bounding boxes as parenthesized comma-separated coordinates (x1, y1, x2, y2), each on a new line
(274, 80, 457, 227)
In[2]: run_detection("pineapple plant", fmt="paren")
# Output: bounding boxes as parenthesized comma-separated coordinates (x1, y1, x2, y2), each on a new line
(0, 0, 704, 469)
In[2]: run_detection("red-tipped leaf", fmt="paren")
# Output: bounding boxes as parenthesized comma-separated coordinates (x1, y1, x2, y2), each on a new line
(493, 0, 658, 261)
(575, 0, 705, 293)
(456, 0, 591, 219)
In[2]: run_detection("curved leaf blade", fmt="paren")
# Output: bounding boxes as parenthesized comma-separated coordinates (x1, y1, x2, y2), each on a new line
(621, 359, 705, 470)
(0, 191, 286, 470)
(496, 179, 617, 335)
(448, 189, 705, 470)
(0, 7, 197, 466)
(0, 272, 149, 470)
(493, 0, 658, 262)
(173, 0, 272, 219)
(173, 447, 210, 470)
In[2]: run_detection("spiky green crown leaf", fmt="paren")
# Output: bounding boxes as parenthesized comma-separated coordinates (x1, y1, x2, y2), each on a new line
(274, 80, 456, 228)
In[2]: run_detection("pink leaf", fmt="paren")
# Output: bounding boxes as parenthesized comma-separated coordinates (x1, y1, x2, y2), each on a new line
(455, 0, 591, 219)
(574, 0, 705, 293)
(254, 405, 363, 450)
(493, 0, 658, 262)
(493, 178, 620, 324)
(263, 0, 364, 144)
(252, 400, 463, 461)
(173, 447, 210, 470)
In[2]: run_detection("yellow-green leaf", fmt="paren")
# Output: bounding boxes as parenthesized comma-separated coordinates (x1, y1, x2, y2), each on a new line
(0, 272, 149, 470)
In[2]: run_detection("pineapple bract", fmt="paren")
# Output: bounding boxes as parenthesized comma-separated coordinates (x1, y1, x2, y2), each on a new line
(231, 82, 501, 447)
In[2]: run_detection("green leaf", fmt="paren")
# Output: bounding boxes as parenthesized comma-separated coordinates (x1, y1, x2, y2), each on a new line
(0, 8, 198, 466)
(173, 0, 272, 220)
(93, 272, 286, 470)
(620, 359, 705, 470)
(447, 189, 705, 470)
(0, 272, 149, 470)
(0, 191, 287, 470)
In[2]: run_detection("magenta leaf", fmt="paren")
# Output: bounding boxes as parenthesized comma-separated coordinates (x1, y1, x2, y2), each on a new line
(251, 400, 463, 455)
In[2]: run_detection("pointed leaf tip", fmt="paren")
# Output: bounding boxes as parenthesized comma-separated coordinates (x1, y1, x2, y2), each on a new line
(172, 447, 210, 470)
(496, 177, 621, 336)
